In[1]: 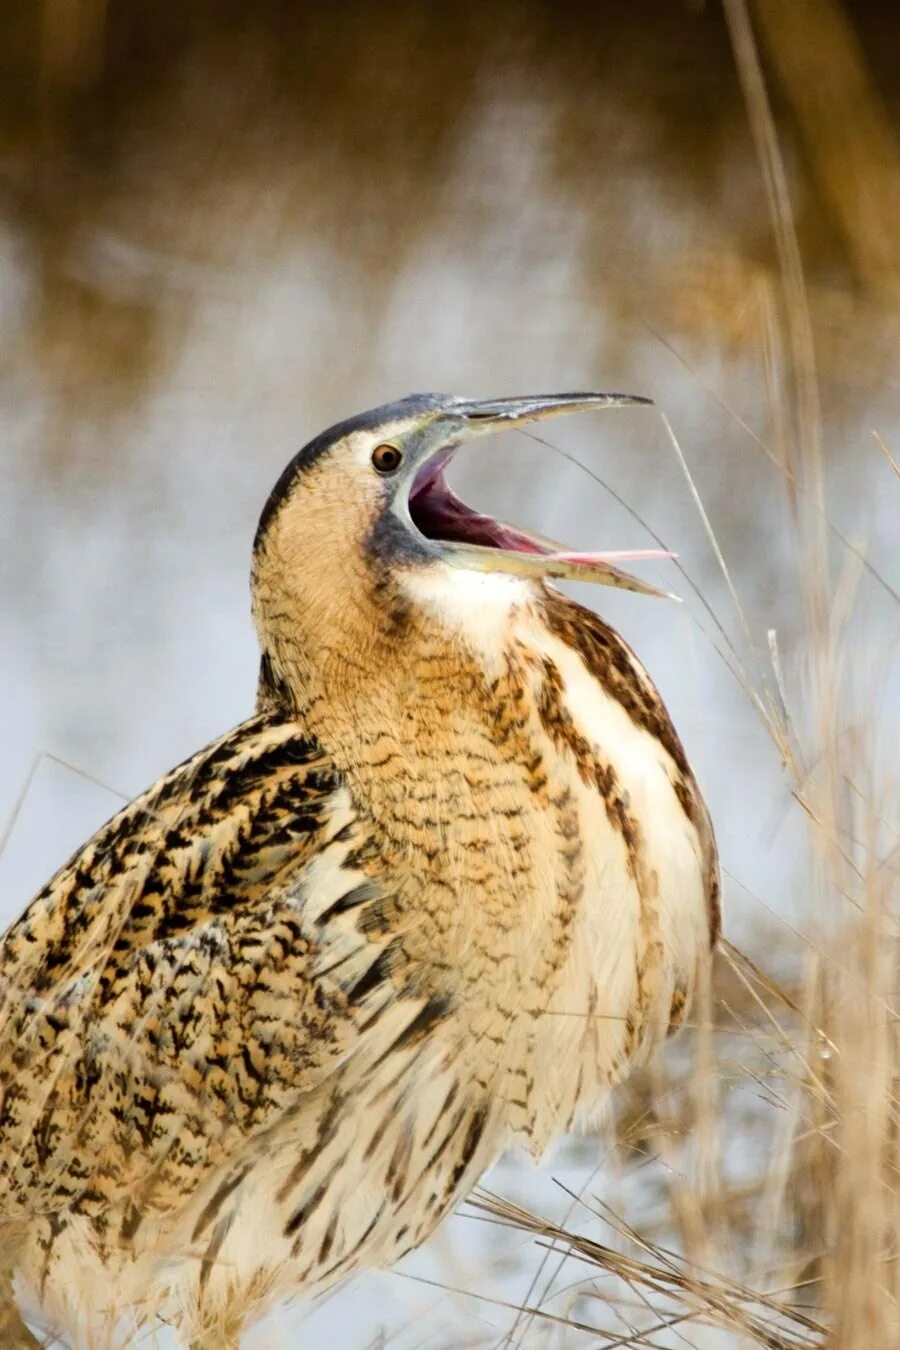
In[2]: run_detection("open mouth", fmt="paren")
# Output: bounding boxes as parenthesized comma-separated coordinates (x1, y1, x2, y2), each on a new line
(409, 453, 544, 555)
(407, 449, 675, 598)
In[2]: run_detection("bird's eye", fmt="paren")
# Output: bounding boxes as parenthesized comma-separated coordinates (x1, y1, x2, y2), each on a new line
(371, 443, 403, 474)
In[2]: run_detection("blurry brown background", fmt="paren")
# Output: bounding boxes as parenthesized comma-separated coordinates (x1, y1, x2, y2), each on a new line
(1, 3, 897, 1346)
(4, 0, 900, 420)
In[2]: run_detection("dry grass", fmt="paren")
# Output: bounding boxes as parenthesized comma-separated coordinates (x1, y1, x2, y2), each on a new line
(449, 7, 899, 1346)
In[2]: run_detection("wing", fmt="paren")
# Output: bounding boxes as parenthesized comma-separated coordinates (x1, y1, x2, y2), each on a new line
(0, 713, 416, 1223)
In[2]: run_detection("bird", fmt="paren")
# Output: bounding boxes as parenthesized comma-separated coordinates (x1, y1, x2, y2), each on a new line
(0, 392, 719, 1348)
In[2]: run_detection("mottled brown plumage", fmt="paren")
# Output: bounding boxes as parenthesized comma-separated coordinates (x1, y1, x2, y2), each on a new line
(0, 393, 718, 1347)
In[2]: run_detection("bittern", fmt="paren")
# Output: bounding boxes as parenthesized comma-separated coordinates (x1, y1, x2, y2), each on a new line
(0, 392, 718, 1348)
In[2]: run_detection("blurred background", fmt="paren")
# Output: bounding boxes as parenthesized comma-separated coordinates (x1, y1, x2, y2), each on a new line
(0, 2, 897, 1345)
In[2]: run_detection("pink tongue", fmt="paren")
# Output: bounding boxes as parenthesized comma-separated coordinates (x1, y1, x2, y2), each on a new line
(547, 548, 676, 564)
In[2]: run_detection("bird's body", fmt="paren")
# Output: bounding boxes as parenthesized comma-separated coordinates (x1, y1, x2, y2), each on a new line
(0, 393, 717, 1347)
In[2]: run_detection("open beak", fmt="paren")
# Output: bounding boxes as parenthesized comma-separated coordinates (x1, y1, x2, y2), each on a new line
(405, 392, 676, 599)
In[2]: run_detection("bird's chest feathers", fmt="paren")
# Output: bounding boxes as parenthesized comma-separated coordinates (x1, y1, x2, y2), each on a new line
(329, 576, 708, 1149)
(345, 577, 694, 1003)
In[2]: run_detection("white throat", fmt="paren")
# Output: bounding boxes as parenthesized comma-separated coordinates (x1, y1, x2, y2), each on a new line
(399, 564, 536, 658)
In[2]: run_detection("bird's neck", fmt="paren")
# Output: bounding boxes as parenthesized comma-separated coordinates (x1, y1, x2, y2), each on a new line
(256, 563, 537, 740)
(256, 565, 545, 866)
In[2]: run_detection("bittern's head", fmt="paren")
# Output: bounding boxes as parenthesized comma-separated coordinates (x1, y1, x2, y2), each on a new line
(251, 392, 666, 679)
